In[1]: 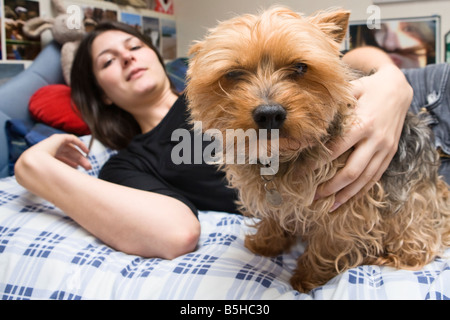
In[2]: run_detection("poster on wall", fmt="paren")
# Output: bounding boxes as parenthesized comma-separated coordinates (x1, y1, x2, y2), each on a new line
(155, 0, 173, 15)
(82, 6, 118, 32)
(4, 0, 41, 60)
(121, 12, 142, 32)
(348, 16, 440, 69)
(161, 18, 176, 60)
(143, 16, 160, 51)
(107, 0, 154, 10)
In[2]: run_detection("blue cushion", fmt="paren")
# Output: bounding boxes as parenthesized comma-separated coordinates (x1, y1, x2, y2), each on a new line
(0, 41, 64, 178)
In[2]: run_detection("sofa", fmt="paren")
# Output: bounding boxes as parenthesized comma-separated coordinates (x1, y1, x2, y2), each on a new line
(0, 42, 64, 178)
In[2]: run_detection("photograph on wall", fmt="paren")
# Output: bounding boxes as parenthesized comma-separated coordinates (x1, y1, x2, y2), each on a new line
(143, 16, 160, 52)
(161, 18, 176, 60)
(4, 0, 41, 60)
(349, 16, 440, 69)
(105, 0, 154, 10)
(121, 12, 142, 32)
(83, 6, 118, 32)
(155, 0, 173, 15)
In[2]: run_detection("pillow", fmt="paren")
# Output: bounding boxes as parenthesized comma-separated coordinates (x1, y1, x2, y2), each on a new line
(29, 84, 90, 135)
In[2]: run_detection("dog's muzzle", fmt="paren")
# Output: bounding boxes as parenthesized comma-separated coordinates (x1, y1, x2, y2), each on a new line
(252, 104, 287, 130)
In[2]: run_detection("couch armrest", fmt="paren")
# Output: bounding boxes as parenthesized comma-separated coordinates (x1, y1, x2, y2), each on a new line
(0, 41, 64, 178)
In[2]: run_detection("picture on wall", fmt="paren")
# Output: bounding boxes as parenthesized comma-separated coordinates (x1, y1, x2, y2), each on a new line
(105, 0, 154, 10)
(348, 16, 440, 69)
(143, 16, 160, 52)
(83, 5, 118, 32)
(155, 0, 173, 15)
(4, 0, 41, 60)
(121, 12, 142, 32)
(161, 18, 176, 60)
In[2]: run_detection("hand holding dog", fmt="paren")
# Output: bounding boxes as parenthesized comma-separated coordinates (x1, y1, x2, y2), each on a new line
(316, 63, 413, 211)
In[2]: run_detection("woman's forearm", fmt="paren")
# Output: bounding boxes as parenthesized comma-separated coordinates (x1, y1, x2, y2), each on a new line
(15, 147, 200, 259)
(343, 46, 396, 74)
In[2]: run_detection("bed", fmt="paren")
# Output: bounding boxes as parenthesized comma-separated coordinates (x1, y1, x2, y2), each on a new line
(1, 42, 449, 300)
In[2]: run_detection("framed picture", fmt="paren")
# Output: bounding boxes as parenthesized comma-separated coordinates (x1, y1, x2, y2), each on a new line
(161, 18, 176, 60)
(82, 6, 118, 29)
(4, 0, 41, 60)
(348, 15, 441, 69)
(155, 0, 174, 15)
(121, 12, 142, 32)
(143, 16, 160, 51)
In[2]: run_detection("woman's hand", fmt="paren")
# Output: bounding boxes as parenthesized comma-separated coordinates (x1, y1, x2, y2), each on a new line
(21, 134, 92, 171)
(315, 63, 413, 212)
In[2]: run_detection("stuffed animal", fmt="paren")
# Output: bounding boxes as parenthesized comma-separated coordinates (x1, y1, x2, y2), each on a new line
(23, 0, 93, 85)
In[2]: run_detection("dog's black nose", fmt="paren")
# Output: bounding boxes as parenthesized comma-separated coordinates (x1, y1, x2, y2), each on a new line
(252, 104, 287, 130)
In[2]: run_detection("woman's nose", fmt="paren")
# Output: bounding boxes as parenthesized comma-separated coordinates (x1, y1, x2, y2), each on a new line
(121, 52, 135, 67)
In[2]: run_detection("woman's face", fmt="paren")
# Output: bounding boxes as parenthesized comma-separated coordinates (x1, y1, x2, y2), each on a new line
(91, 30, 169, 111)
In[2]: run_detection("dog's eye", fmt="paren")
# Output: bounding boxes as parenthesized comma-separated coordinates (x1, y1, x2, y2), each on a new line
(293, 63, 308, 76)
(226, 70, 245, 80)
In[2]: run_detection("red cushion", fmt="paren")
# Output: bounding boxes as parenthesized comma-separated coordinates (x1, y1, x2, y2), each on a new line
(29, 84, 90, 135)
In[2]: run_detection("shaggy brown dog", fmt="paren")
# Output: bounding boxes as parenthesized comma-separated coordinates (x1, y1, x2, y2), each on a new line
(186, 6, 450, 292)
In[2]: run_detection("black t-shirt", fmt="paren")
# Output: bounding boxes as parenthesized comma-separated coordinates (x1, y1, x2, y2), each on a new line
(98, 94, 239, 217)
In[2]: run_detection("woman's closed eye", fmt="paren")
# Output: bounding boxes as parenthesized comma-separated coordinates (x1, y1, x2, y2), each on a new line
(102, 58, 115, 69)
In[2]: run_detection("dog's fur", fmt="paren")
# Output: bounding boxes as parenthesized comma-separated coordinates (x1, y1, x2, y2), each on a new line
(186, 7, 450, 292)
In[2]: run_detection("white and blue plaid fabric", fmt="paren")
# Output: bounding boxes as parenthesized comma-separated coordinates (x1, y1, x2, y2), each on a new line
(1, 136, 449, 300)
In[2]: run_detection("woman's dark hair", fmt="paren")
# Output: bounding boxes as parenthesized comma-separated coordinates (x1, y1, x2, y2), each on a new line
(71, 21, 178, 150)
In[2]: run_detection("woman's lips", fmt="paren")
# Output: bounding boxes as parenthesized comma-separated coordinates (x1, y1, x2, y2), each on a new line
(127, 68, 147, 81)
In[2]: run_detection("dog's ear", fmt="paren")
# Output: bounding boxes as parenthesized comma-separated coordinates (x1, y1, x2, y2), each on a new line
(307, 9, 350, 44)
(188, 41, 204, 56)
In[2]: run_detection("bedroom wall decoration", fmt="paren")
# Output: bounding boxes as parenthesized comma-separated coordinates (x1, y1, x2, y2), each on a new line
(348, 15, 441, 69)
(4, 0, 41, 61)
(0, 0, 176, 65)
(155, 0, 173, 15)
(161, 17, 176, 60)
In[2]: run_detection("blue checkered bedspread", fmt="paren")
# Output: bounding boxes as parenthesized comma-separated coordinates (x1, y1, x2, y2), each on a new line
(1, 136, 449, 300)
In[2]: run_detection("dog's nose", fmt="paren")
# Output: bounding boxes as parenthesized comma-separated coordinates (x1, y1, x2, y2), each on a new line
(252, 104, 287, 130)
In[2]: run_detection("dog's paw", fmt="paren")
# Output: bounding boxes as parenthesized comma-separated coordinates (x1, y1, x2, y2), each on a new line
(290, 272, 314, 293)
(244, 235, 285, 257)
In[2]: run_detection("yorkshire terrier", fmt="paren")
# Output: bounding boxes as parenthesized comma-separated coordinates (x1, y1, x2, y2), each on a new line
(186, 7, 450, 292)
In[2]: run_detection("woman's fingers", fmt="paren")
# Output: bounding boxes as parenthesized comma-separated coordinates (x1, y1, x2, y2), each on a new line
(50, 135, 92, 170)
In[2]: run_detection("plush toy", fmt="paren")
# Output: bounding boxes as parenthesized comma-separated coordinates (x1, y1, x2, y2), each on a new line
(23, 0, 93, 85)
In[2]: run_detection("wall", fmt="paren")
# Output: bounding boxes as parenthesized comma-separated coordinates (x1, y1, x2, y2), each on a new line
(173, 0, 450, 60)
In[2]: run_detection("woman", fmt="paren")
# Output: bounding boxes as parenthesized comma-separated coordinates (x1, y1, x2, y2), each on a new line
(14, 22, 413, 258)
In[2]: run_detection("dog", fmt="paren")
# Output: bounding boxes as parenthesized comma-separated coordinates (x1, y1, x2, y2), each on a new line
(186, 6, 450, 292)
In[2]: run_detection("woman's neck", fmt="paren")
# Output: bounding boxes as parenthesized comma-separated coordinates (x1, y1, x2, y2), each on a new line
(135, 88, 179, 134)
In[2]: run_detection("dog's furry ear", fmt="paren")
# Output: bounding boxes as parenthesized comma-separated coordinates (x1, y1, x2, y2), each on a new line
(189, 41, 204, 56)
(307, 9, 350, 44)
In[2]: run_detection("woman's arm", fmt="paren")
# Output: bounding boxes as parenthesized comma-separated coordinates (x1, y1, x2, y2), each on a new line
(315, 46, 413, 211)
(341, 46, 396, 74)
(14, 134, 200, 259)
